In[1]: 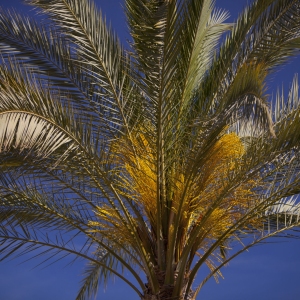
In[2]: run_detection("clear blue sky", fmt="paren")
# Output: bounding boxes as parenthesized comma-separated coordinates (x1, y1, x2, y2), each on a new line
(0, 1, 299, 299)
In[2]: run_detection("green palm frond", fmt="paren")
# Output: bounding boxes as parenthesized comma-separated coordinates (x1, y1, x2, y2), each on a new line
(76, 260, 102, 300)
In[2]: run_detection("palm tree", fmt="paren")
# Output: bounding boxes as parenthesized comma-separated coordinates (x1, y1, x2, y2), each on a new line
(0, 0, 300, 299)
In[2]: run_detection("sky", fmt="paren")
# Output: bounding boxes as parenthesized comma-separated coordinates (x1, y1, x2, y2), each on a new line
(0, 0, 300, 299)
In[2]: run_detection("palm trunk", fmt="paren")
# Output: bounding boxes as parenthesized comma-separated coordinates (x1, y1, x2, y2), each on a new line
(141, 288, 195, 300)
(141, 272, 195, 300)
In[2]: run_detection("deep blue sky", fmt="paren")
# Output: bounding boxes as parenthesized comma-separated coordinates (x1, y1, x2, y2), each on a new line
(0, 0, 299, 299)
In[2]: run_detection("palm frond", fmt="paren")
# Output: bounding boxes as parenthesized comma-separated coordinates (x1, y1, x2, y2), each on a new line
(25, 0, 135, 136)
(76, 246, 143, 300)
(76, 260, 102, 300)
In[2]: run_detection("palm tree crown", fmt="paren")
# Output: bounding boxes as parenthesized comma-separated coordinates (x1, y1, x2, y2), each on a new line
(0, 0, 300, 299)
